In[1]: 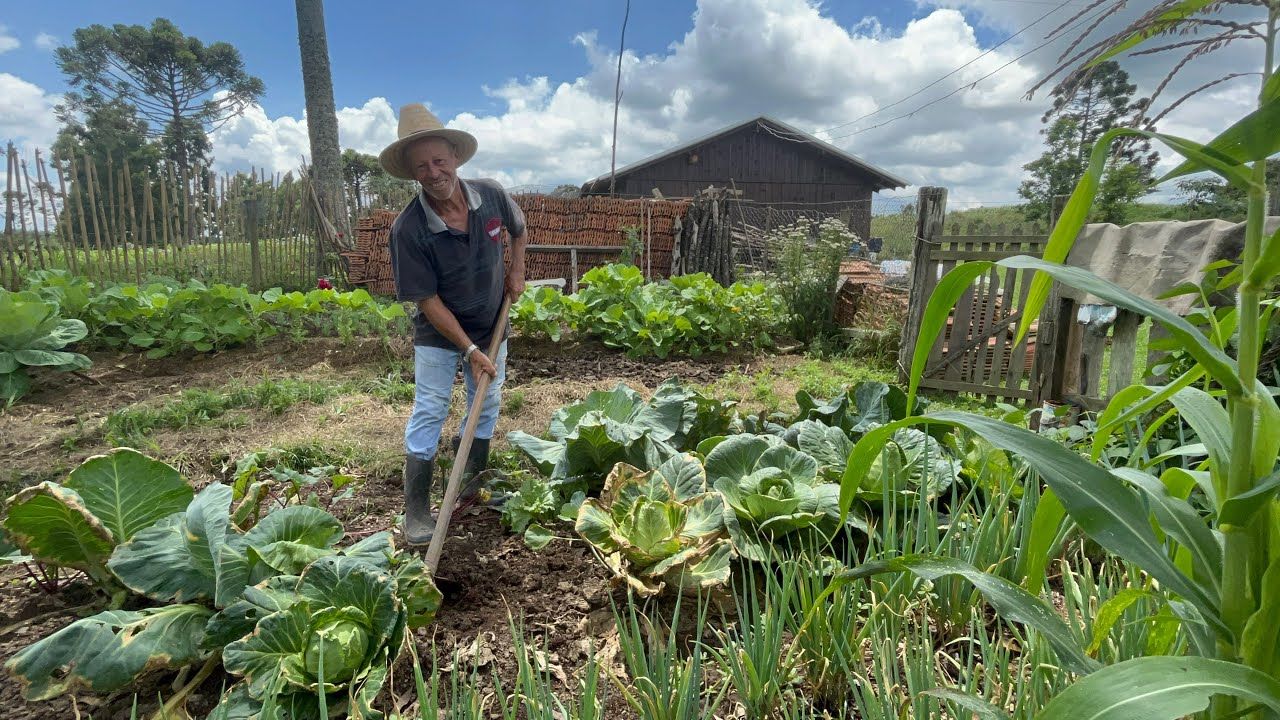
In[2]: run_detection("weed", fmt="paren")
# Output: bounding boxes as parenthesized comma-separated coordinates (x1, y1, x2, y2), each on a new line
(102, 377, 354, 445)
(503, 389, 526, 414)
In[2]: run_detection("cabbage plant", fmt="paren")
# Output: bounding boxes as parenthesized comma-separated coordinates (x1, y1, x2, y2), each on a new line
(575, 454, 731, 596)
(0, 290, 92, 404)
(858, 427, 961, 504)
(508, 379, 736, 492)
(3, 449, 440, 719)
(705, 434, 845, 562)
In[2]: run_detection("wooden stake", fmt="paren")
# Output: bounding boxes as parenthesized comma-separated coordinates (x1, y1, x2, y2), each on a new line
(20, 158, 48, 268)
(124, 159, 142, 284)
(69, 156, 96, 284)
(425, 296, 513, 574)
(160, 164, 175, 275)
(83, 154, 110, 279)
(1, 145, 16, 288)
(42, 154, 74, 277)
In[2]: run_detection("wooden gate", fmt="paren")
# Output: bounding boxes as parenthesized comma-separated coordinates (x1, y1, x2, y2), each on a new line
(899, 187, 1047, 403)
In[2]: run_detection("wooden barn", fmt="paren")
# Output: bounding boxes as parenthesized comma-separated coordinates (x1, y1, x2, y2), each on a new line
(580, 116, 908, 242)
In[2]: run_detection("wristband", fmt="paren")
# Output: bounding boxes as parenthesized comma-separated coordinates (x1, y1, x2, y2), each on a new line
(463, 343, 479, 360)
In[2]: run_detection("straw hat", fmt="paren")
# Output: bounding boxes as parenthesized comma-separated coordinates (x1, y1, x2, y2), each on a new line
(379, 103, 478, 180)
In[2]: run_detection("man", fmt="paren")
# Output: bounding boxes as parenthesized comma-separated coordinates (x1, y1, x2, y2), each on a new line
(380, 103, 526, 545)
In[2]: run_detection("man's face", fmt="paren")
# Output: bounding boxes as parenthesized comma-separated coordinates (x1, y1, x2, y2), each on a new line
(407, 137, 459, 202)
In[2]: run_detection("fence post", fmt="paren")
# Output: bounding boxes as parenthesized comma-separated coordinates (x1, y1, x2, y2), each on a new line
(244, 197, 262, 291)
(898, 186, 947, 384)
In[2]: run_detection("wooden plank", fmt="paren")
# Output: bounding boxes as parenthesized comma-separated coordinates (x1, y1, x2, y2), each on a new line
(1031, 293, 1074, 411)
(925, 309, 1024, 377)
(987, 262, 1017, 386)
(1079, 323, 1108, 401)
(918, 377, 1033, 400)
(1003, 267, 1034, 393)
(928, 248, 1048, 262)
(1107, 311, 1142, 399)
(1064, 393, 1108, 412)
(936, 235, 1049, 246)
(899, 187, 947, 384)
(974, 263, 1004, 387)
(931, 248, 959, 376)
(945, 235, 978, 383)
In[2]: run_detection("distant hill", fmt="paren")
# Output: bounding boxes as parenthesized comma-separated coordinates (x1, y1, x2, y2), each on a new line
(870, 202, 1233, 259)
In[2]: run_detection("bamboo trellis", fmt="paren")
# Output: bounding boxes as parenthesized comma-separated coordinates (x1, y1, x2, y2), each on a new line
(1, 142, 345, 291)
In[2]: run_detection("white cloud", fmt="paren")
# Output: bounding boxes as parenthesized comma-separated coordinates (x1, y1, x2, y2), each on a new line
(8, 0, 1243, 208)
(207, 97, 399, 175)
(0, 73, 60, 150)
(34, 32, 58, 51)
(0, 25, 20, 53)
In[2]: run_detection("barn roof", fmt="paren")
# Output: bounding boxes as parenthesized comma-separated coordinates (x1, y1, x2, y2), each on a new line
(582, 116, 909, 193)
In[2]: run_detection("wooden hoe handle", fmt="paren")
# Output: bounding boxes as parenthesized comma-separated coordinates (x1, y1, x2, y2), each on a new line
(424, 295, 513, 574)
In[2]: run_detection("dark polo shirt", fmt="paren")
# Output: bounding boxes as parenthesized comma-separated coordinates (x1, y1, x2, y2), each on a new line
(389, 178, 526, 349)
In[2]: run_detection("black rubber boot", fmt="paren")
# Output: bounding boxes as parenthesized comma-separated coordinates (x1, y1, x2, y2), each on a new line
(453, 437, 495, 511)
(403, 455, 436, 546)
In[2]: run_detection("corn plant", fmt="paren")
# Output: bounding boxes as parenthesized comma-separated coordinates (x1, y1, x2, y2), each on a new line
(839, 2, 1280, 717)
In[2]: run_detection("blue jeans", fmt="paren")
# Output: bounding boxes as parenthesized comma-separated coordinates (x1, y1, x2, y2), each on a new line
(405, 342, 507, 461)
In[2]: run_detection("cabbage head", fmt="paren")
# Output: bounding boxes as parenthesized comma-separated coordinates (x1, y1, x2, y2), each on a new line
(575, 454, 731, 596)
(706, 434, 843, 562)
(215, 553, 427, 718)
(858, 427, 961, 505)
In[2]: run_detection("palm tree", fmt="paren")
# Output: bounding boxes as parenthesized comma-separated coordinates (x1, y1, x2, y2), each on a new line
(294, 0, 350, 251)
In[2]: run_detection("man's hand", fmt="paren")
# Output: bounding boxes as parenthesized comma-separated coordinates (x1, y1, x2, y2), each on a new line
(468, 348, 498, 383)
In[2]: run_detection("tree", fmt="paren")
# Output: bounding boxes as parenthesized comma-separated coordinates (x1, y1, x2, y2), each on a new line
(1018, 117, 1083, 222)
(1019, 61, 1158, 224)
(365, 171, 416, 210)
(295, 0, 349, 249)
(1175, 159, 1278, 222)
(341, 149, 381, 212)
(53, 100, 161, 174)
(54, 19, 264, 179)
(52, 100, 163, 247)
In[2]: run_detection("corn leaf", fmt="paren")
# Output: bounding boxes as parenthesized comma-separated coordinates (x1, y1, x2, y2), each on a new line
(841, 412, 1229, 641)
(1034, 656, 1280, 719)
(836, 555, 1100, 675)
(1001, 256, 1244, 396)
(1163, 96, 1280, 182)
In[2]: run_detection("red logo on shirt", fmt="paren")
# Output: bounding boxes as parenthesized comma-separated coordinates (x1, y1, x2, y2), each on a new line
(485, 218, 503, 241)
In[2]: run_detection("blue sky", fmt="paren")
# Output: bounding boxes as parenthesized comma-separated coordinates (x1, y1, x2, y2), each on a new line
(3, 1, 989, 119)
(0, 0, 1257, 203)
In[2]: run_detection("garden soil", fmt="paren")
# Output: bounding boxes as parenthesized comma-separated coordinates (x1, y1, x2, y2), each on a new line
(0, 333, 767, 719)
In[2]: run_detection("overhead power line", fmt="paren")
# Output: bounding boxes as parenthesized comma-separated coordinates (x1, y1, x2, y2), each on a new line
(814, 2, 1068, 136)
(818, 2, 1113, 143)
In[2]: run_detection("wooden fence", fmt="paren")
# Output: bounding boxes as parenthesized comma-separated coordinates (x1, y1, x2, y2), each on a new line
(899, 187, 1045, 403)
(1, 143, 338, 291)
(900, 186, 1152, 415)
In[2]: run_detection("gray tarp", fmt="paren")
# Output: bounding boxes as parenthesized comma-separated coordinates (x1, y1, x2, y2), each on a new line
(1061, 217, 1280, 314)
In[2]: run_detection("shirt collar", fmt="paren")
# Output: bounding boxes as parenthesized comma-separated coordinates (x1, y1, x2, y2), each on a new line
(418, 179, 483, 234)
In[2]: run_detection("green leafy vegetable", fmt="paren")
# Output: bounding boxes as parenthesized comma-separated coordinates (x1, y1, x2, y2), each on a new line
(706, 434, 844, 562)
(575, 455, 731, 596)
(0, 289, 92, 404)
